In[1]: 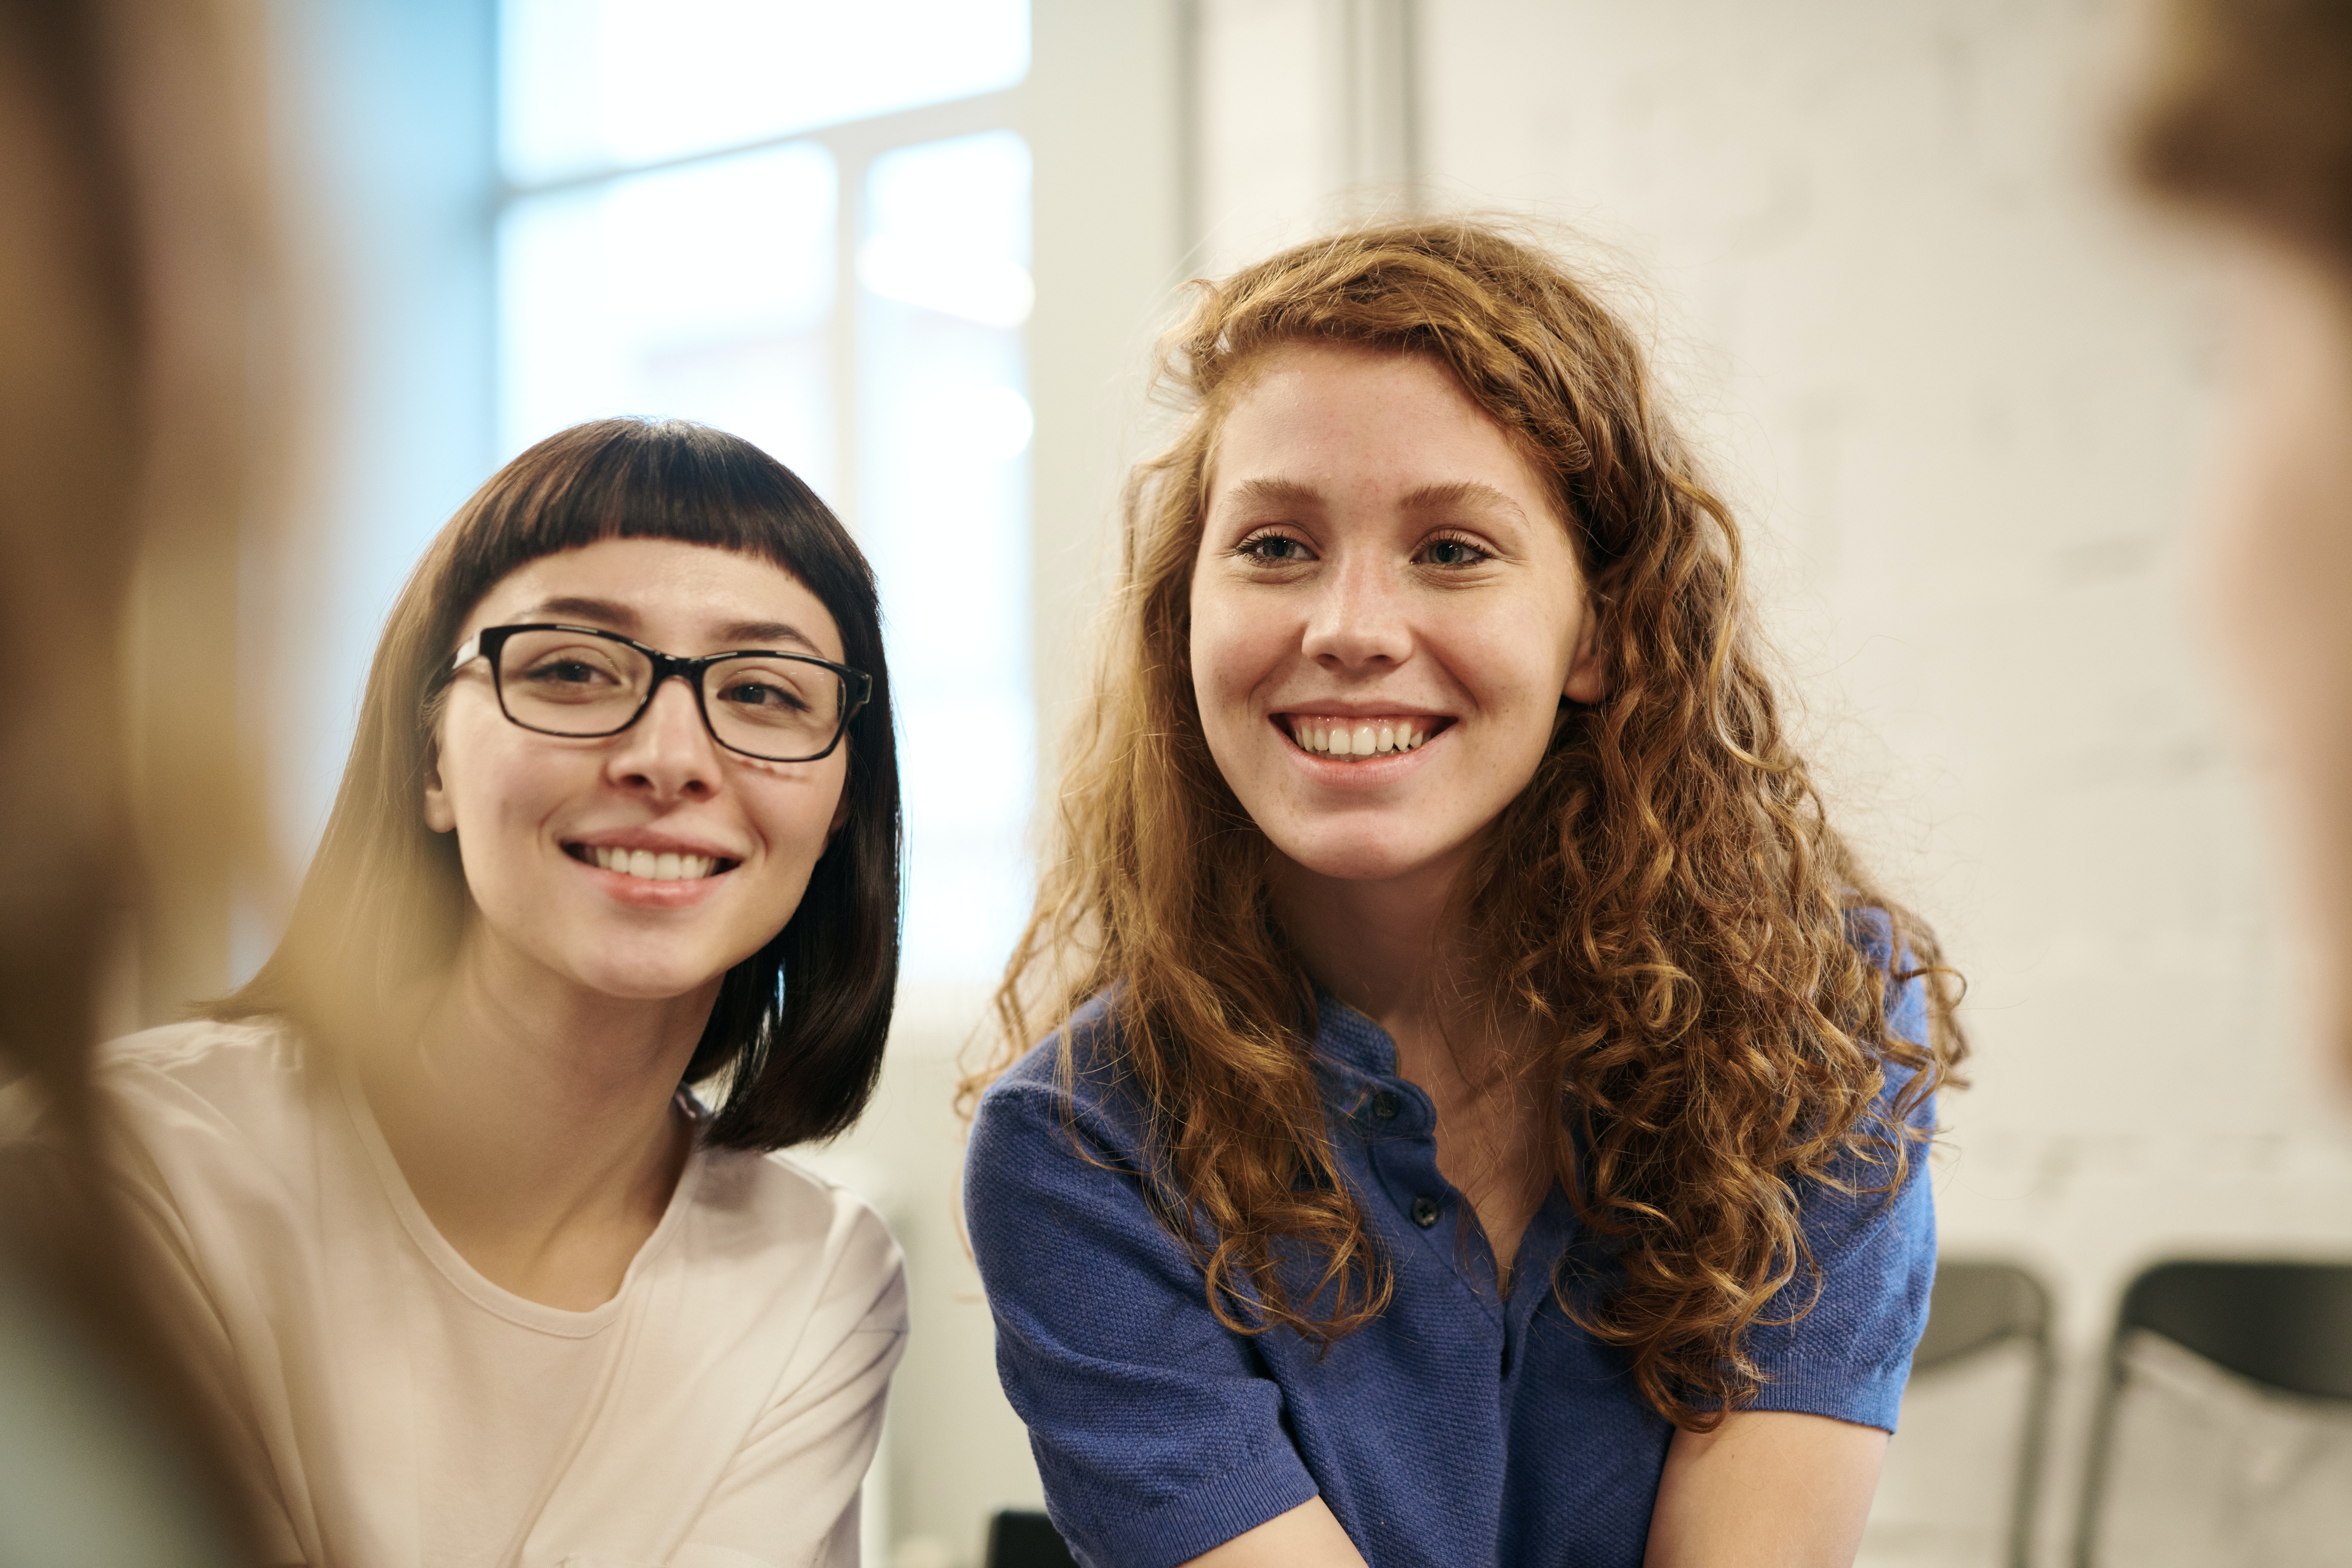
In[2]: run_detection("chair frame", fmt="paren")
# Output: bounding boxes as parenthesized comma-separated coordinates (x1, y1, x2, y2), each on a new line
(1903, 1259, 2055, 1568)
(2073, 1256, 2352, 1568)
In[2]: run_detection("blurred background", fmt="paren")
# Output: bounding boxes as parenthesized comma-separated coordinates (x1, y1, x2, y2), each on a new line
(112, 1, 2352, 1564)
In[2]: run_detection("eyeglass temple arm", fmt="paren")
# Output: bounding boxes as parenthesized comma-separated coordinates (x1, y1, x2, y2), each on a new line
(449, 634, 481, 671)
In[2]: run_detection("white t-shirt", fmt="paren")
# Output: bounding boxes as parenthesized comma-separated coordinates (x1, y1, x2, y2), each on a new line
(95, 1018, 907, 1568)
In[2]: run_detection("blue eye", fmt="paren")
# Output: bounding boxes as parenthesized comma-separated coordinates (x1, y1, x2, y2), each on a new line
(1241, 533, 1310, 563)
(1423, 537, 1489, 567)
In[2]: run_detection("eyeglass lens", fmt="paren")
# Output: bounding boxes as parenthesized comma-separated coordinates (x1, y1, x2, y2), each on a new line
(494, 629, 844, 760)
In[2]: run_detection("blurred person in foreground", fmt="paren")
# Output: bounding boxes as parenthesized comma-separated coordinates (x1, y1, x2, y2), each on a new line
(2133, 0, 2352, 1082)
(0, 0, 270, 1560)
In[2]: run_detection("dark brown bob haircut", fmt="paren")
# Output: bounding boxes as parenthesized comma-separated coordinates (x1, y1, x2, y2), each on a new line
(217, 417, 901, 1151)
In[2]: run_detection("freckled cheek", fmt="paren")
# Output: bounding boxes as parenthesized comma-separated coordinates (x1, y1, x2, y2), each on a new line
(1191, 602, 1291, 713)
(1434, 626, 1568, 715)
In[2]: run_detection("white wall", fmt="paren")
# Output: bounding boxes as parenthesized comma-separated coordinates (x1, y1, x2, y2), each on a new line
(1195, 0, 2352, 1559)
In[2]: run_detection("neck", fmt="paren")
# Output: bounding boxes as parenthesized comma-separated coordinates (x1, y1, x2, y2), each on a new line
(1274, 843, 1553, 1283)
(358, 926, 717, 1306)
(1269, 847, 1475, 1044)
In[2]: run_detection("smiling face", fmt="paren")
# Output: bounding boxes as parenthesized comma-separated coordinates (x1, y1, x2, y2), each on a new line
(423, 536, 851, 1006)
(1188, 342, 1602, 898)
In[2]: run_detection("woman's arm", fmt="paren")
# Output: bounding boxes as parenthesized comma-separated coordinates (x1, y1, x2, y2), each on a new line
(967, 1065, 1332, 1566)
(1182, 1499, 1367, 1568)
(1642, 1411, 1886, 1568)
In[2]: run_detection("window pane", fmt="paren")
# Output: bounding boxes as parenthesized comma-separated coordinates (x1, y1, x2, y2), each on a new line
(497, 141, 836, 488)
(503, 0, 1031, 185)
(860, 131, 1034, 983)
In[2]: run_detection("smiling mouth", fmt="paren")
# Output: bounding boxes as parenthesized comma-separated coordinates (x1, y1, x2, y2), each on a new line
(1281, 714, 1450, 760)
(564, 844, 737, 882)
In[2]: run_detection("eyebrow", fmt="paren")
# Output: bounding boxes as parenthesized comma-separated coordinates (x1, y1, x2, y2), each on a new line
(1397, 481, 1531, 524)
(520, 597, 826, 654)
(717, 619, 823, 652)
(1224, 478, 1323, 511)
(1220, 477, 1532, 524)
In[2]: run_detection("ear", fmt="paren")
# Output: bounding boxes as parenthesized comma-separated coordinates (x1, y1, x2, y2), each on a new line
(824, 777, 852, 843)
(421, 746, 457, 834)
(1563, 594, 1606, 705)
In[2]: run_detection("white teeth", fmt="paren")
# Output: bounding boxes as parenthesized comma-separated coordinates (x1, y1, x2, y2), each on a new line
(1290, 718, 1436, 760)
(589, 846, 717, 880)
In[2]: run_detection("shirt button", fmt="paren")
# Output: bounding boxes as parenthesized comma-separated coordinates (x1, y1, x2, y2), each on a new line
(1370, 1091, 1402, 1122)
(1410, 1195, 1441, 1229)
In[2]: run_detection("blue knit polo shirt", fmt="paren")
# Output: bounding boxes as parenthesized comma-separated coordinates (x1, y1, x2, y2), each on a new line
(965, 951, 1936, 1568)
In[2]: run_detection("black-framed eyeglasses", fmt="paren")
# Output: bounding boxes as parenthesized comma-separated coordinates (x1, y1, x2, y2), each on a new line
(446, 623, 871, 763)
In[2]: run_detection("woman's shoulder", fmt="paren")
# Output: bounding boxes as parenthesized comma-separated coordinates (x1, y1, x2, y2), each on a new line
(1832, 901, 1930, 1054)
(965, 990, 1171, 1220)
(82, 1018, 335, 1258)
(686, 1143, 906, 1323)
(96, 1015, 318, 1135)
(979, 989, 1125, 1096)
(971, 989, 1143, 1138)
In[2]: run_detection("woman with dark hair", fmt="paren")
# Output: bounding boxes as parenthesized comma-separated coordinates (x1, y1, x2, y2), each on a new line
(99, 417, 906, 1566)
(964, 221, 1966, 1567)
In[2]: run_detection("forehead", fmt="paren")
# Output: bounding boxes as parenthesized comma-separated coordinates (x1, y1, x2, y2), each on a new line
(1207, 342, 1550, 506)
(466, 537, 844, 661)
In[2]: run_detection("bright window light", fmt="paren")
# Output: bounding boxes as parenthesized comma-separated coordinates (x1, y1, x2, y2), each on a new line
(859, 131, 1034, 983)
(498, 142, 838, 490)
(503, 0, 1031, 184)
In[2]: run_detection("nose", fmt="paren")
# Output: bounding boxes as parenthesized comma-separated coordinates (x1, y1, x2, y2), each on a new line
(1298, 548, 1413, 672)
(604, 675, 721, 800)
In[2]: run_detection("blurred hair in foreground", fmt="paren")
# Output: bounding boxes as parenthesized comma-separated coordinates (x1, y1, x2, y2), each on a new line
(0, 0, 276, 1556)
(2131, 0, 2352, 270)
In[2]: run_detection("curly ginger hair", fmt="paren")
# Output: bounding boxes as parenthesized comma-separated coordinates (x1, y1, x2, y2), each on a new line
(975, 218, 1967, 1430)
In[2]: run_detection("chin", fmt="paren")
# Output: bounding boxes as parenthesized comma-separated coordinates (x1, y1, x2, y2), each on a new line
(1275, 827, 1463, 886)
(570, 951, 738, 1003)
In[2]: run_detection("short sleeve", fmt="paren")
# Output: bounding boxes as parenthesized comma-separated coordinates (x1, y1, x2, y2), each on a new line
(677, 1199, 907, 1568)
(965, 1053, 1318, 1568)
(1742, 949, 1940, 1433)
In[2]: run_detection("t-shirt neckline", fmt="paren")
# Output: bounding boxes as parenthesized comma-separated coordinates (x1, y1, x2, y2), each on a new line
(334, 1050, 707, 1338)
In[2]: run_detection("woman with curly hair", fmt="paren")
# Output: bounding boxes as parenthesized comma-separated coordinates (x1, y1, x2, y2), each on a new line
(964, 220, 1965, 1567)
